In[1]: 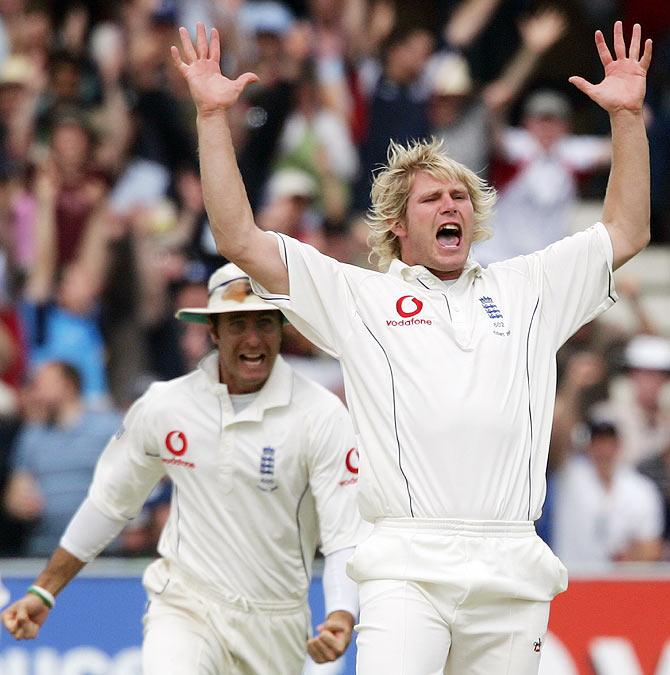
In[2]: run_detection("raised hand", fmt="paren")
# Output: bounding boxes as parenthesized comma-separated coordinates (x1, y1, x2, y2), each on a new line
(171, 22, 258, 117)
(518, 7, 567, 55)
(569, 21, 652, 114)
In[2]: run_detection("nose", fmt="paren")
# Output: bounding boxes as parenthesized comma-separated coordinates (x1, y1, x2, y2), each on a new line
(242, 326, 263, 346)
(440, 196, 457, 214)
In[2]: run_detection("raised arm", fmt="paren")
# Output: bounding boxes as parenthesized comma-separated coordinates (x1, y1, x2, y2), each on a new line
(483, 8, 566, 114)
(24, 164, 58, 303)
(570, 22, 652, 270)
(443, 0, 502, 49)
(171, 23, 289, 294)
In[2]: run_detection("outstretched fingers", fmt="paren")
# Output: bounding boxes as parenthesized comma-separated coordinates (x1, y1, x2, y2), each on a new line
(640, 37, 653, 71)
(568, 75, 594, 98)
(210, 27, 221, 64)
(178, 26, 197, 64)
(172, 24, 225, 78)
(628, 23, 641, 60)
(235, 72, 260, 91)
(594, 30, 613, 68)
(612, 20, 626, 59)
(195, 21, 209, 59)
(170, 45, 187, 74)
(627, 22, 652, 69)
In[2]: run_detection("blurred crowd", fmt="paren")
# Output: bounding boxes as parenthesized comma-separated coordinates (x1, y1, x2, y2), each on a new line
(0, 0, 668, 566)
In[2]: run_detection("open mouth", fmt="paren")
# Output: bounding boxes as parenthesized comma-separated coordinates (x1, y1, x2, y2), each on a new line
(436, 223, 462, 249)
(240, 354, 265, 365)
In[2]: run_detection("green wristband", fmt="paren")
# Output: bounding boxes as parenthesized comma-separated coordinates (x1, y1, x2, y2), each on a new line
(27, 585, 55, 609)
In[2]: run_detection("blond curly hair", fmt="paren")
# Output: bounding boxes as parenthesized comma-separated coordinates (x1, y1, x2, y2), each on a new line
(367, 138, 497, 271)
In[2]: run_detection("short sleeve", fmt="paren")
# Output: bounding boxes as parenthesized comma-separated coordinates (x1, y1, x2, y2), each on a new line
(88, 390, 165, 521)
(529, 222, 617, 348)
(250, 233, 365, 358)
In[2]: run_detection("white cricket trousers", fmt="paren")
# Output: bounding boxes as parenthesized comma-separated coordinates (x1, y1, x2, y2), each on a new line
(141, 559, 311, 674)
(347, 518, 568, 675)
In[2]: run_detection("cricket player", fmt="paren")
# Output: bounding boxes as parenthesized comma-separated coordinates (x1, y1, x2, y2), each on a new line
(170, 21, 652, 674)
(2, 263, 366, 674)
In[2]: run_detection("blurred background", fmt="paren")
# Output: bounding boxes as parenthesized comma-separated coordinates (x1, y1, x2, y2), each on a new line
(0, 0, 668, 673)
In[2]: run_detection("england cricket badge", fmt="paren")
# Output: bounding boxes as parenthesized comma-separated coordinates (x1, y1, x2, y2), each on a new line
(258, 446, 278, 491)
(479, 295, 510, 336)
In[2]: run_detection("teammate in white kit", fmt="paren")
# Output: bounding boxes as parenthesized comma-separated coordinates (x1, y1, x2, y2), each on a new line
(170, 21, 652, 674)
(2, 263, 366, 674)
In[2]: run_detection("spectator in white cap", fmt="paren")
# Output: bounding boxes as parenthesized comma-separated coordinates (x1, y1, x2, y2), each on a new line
(0, 54, 39, 164)
(591, 334, 670, 466)
(3, 262, 367, 674)
(258, 167, 325, 250)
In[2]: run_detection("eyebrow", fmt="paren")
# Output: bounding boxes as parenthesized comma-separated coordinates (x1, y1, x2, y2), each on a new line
(418, 190, 442, 200)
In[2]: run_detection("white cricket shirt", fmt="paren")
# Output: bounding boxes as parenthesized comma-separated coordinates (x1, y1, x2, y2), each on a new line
(251, 223, 617, 522)
(87, 353, 364, 604)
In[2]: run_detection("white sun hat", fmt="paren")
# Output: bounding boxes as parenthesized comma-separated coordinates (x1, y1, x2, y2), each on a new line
(175, 263, 278, 324)
(267, 168, 318, 201)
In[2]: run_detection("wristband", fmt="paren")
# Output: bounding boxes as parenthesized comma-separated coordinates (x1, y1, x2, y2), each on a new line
(27, 585, 55, 609)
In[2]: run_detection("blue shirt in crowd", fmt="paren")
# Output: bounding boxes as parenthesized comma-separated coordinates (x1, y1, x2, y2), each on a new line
(10, 408, 122, 557)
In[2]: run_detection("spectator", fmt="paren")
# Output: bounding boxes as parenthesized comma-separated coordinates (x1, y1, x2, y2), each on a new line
(124, 14, 198, 175)
(274, 61, 359, 222)
(550, 349, 608, 472)
(227, 2, 309, 212)
(594, 334, 670, 466)
(474, 88, 611, 265)
(257, 167, 325, 250)
(0, 54, 40, 165)
(34, 51, 90, 141)
(553, 416, 664, 568)
(2, 361, 121, 557)
(43, 111, 109, 270)
(20, 161, 112, 405)
(353, 25, 434, 211)
(87, 21, 134, 177)
(427, 8, 567, 178)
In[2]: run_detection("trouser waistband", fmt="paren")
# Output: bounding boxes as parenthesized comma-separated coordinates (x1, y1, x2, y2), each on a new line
(168, 562, 307, 613)
(374, 517, 536, 537)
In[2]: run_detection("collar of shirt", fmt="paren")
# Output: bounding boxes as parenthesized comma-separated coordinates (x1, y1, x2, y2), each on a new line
(197, 351, 293, 423)
(387, 257, 482, 290)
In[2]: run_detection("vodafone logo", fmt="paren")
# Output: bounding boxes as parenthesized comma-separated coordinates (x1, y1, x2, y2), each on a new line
(345, 448, 359, 474)
(165, 430, 188, 456)
(396, 295, 423, 318)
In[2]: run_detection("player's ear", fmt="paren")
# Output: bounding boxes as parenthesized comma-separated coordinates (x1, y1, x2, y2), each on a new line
(208, 315, 220, 344)
(389, 219, 407, 239)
